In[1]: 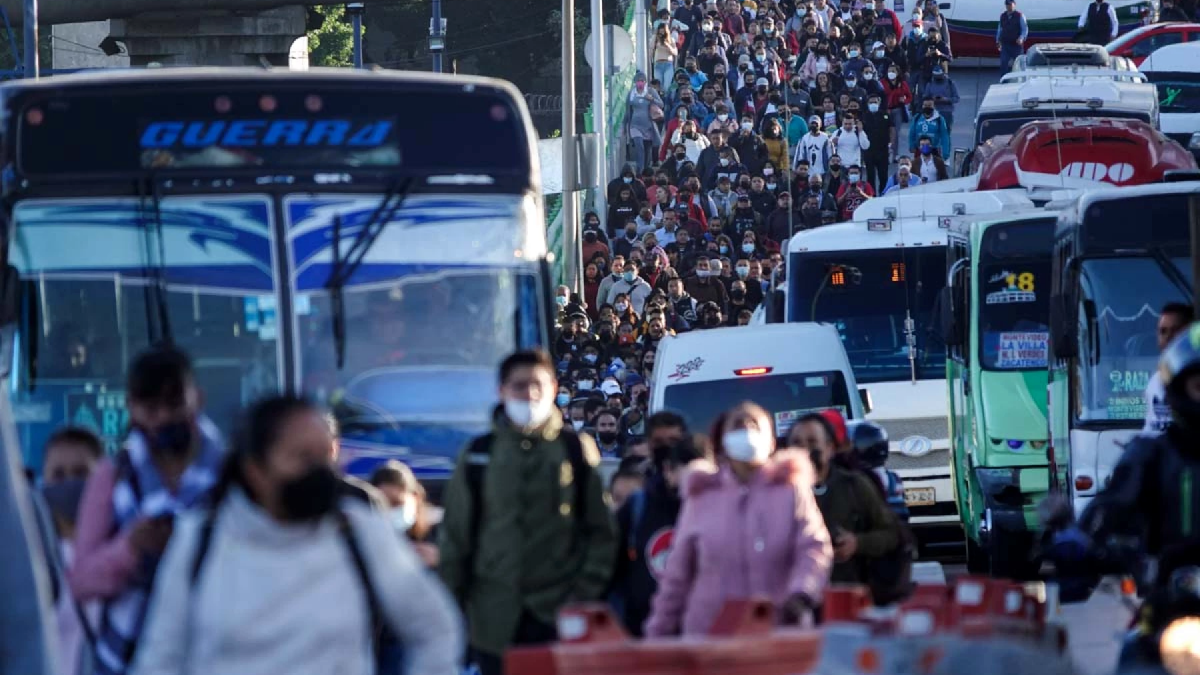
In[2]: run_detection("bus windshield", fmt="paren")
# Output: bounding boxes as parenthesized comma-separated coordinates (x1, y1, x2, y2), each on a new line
(662, 371, 851, 438)
(789, 247, 946, 384)
(8, 197, 281, 467)
(1076, 257, 1192, 423)
(978, 220, 1054, 371)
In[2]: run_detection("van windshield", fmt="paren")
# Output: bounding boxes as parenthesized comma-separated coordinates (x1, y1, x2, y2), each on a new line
(661, 371, 852, 439)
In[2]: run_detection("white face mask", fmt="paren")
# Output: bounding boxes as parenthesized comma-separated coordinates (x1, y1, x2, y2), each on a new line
(718, 113, 729, 121)
(723, 428, 773, 463)
(390, 501, 417, 533)
(741, 122, 753, 131)
(572, 420, 586, 431)
(504, 396, 555, 429)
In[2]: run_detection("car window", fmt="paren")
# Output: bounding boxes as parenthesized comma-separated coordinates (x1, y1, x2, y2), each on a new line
(1132, 31, 1184, 57)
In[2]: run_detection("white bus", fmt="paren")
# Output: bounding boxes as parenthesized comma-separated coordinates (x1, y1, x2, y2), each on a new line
(782, 191, 1035, 547)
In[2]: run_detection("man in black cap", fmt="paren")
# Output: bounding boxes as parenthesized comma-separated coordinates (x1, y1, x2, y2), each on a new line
(996, 0, 1027, 74)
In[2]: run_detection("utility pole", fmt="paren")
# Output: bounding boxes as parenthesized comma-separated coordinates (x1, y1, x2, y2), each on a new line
(22, 0, 36, 78)
(429, 0, 445, 73)
(589, 0, 607, 220)
(347, 2, 364, 69)
(633, 0, 647, 77)
(561, 0, 580, 292)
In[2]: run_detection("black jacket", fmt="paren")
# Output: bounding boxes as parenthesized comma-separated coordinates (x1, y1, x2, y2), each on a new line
(610, 473, 683, 636)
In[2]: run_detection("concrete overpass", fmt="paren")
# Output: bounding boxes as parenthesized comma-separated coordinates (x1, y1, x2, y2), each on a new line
(0, 0, 381, 67)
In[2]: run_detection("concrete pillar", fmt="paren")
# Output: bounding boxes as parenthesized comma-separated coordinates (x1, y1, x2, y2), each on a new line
(108, 5, 306, 67)
(52, 22, 130, 69)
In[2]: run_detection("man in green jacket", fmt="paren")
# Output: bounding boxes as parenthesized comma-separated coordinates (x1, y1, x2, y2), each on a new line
(439, 349, 617, 675)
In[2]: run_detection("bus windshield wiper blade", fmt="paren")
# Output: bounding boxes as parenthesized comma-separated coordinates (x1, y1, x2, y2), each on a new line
(138, 177, 174, 346)
(325, 178, 415, 369)
(1149, 246, 1193, 305)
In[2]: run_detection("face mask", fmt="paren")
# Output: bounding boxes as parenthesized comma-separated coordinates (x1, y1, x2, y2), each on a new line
(597, 430, 619, 444)
(887, 71, 897, 80)
(720, 245, 729, 254)
(555, 295, 568, 307)
(687, 65, 698, 72)
(809, 447, 826, 475)
(767, 182, 777, 190)
(731, 289, 746, 302)
(678, 111, 688, 120)
(623, 271, 636, 283)
(623, 176, 633, 184)
(868, 103, 880, 113)
(584, 231, 598, 243)
(923, 107, 934, 117)
(505, 396, 556, 428)
(675, 152, 687, 160)
(703, 22, 714, 31)
(831, 165, 841, 172)
(390, 501, 418, 532)
(741, 122, 753, 131)
(875, 50, 885, 58)
(756, 54, 766, 62)
(848, 50, 860, 59)
(920, 145, 932, 155)
(848, 172, 861, 182)
(637, 82, 646, 91)
(41, 478, 87, 528)
(556, 392, 571, 407)
(583, 353, 599, 364)
(571, 420, 586, 431)
(933, 70, 944, 78)
(141, 420, 194, 458)
(720, 158, 730, 166)
(279, 464, 340, 521)
(617, 301, 630, 313)
(742, 242, 755, 253)
(797, 7, 807, 15)
(718, 113, 729, 121)
(704, 314, 722, 327)
(863, 72, 874, 81)
(809, 124, 819, 132)
(722, 428, 772, 463)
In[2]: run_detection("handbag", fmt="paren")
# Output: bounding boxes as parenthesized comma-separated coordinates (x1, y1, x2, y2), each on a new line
(649, 103, 664, 121)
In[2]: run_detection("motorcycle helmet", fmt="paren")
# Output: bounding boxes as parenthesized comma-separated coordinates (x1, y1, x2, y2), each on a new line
(849, 420, 889, 469)
(1160, 322, 1200, 429)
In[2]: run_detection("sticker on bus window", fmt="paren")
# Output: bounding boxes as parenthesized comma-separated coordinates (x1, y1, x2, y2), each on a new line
(996, 332, 1048, 369)
(667, 357, 704, 381)
(774, 406, 848, 438)
(985, 270, 1037, 305)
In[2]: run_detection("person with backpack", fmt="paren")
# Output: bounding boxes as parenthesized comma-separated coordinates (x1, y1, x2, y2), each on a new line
(846, 421, 910, 523)
(609, 432, 703, 637)
(69, 346, 226, 675)
(128, 395, 462, 675)
(438, 349, 617, 675)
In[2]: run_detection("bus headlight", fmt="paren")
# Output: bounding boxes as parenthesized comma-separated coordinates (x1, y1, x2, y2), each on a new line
(1160, 617, 1200, 675)
(1188, 133, 1200, 151)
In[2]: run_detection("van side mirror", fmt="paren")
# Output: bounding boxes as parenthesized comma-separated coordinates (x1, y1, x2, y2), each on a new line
(938, 286, 963, 347)
(858, 387, 873, 414)
(1050, 291, 1078, 359)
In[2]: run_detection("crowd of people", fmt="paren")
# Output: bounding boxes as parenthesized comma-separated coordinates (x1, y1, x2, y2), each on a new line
(27, 344, 918, 675)
(624, 0, 959, 235)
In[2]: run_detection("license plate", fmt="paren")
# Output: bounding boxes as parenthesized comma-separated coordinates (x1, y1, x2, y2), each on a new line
(904, 487, 936, 507)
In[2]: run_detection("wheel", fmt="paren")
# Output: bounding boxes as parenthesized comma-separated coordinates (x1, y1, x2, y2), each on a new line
(965, 535, 989, 574)
(989, 528, 1041, 580)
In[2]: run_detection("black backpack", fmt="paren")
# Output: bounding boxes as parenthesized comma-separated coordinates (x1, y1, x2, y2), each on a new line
(461, 429, 592, 585)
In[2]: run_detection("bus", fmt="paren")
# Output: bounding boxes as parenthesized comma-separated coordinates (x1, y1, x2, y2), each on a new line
(943, 211, 1059, 578)
(1049, 182, 1197, 516)
(0, 68, 552, 490)
(783, 191, 1035, 546)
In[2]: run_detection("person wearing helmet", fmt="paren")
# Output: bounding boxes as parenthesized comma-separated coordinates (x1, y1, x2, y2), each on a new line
(1049, 322, 1200, 593)
(848, 421, 910, 523)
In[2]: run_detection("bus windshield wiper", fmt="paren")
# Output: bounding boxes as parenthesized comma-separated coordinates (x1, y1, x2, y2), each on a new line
(137, 177, 174, 346)
(1148, 246, 1193, 305)
(325, 178, 415, 368)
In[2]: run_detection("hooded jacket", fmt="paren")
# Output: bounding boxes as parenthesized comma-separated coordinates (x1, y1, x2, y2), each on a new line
(643, 451, 833, 637)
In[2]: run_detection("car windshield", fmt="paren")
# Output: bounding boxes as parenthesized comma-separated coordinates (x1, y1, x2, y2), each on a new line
(976, 111, 1150, 145)
(1075, 257, 1192, 423)
(789, 247, 946, 384)
(662, 371, 851, 438)
(8, 197, 282, 469)
(1146, 75, 1200, 113)
(978, 220, 1054, 371)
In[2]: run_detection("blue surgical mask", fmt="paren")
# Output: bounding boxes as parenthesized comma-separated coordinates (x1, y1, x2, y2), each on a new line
(848, 50, 859, 58)
(623, 271, 637, 282)
(555, 296, 568, 307)
(556, 393, 571, 407)
(868, 103, 880, 113)
(736, 266, 750, 278)
(920, 145, 932, 155)
(742, 243, 755, 253)
(583, 353, 599, 364)
(720, 245, 729, 254)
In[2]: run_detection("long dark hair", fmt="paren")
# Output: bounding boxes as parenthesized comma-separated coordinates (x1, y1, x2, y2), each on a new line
(206, 395, 320, 509)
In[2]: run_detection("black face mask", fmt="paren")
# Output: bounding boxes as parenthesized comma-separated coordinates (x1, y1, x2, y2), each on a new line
(731, 289, 746, 301)
(140, 420, 194, 458)
(809, 448, 826, 475)
(597, 430, 619, 444)
(584, 231, 598, 242)
(279, 464, 340, 521)
(704, 314, 721, 327)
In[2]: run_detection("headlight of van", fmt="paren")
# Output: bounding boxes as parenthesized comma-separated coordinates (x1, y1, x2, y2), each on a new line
(1189, 133, 1200, 151)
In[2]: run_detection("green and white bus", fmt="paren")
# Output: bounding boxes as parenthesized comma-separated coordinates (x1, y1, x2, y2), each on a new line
(943, 211, 1059, 578)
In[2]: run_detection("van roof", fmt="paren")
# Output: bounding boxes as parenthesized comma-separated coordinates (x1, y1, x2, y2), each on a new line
(655, 323, 847, 382)
(1139, 41, 1200, 73)
(978, 75, 1156, 115)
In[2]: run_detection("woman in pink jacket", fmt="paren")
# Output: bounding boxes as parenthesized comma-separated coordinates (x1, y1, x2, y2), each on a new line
(643, 402, 833, 637)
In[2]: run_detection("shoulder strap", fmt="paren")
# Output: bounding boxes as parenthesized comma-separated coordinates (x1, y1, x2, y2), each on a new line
(114, 449, 142, 503)
(190, 510, 218, 585)
(335, 510, 384, 640)
(462, 433, 494, 590)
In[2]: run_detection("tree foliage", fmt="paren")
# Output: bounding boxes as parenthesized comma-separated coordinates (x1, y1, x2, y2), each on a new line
(308, 5, 356, 68)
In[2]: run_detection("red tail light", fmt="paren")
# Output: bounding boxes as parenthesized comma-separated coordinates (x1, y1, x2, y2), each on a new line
(734, 367, 773, 376)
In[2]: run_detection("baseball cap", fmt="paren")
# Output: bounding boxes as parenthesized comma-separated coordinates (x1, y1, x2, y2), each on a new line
(755, 77, 769, 87)
(600, 379, 623, 396)
(808, 114, 822, 124)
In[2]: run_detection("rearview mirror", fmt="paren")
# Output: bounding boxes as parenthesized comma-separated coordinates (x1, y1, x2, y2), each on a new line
(859, 387, 873, 414)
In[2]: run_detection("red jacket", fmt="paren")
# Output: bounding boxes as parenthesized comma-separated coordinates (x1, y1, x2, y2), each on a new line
(882, 77, 912, 111)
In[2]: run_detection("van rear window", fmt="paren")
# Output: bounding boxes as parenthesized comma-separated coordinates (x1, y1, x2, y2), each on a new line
(661, 370, 851, 438)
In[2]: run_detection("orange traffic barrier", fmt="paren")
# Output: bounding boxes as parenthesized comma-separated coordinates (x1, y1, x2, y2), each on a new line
(505, 598, 824, 675)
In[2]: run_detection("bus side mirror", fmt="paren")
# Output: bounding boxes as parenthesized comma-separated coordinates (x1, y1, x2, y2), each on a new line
(858, 387, 873, 414)
(938, 286, 963, 347)
(1050, 292, 1078, 359)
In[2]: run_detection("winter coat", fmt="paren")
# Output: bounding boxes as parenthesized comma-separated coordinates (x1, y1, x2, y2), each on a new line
(643, 451, 833, 637)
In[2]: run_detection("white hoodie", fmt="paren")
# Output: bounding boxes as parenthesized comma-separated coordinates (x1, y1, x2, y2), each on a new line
(830, 126, 871, 169)
(131, 488, 462, 675)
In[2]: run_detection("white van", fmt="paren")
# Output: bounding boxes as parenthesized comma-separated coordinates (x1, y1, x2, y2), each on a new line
(1138, 41, 1200, 159)
(649, 323, 867, 439)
